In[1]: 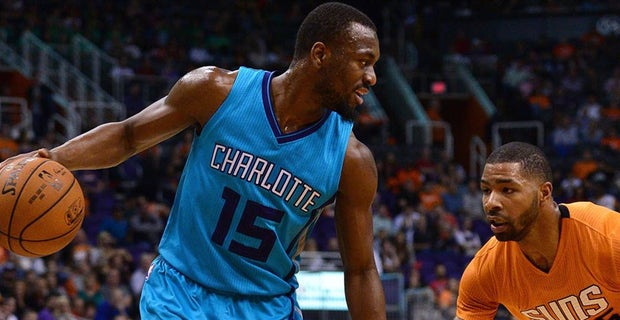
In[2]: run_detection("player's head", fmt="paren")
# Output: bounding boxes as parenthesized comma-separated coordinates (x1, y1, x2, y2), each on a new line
(485, 141, 552, 184)
(292, 2, 377, 62)
(292, 2, 379, 121)
(480, 142, 553, 242)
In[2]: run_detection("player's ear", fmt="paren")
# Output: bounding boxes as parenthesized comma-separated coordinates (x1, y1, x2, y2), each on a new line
(540, 181, 553, 203)
(310, 42, 329, 67)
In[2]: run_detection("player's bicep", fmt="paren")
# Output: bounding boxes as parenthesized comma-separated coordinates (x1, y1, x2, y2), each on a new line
(123, 67, 231, 153)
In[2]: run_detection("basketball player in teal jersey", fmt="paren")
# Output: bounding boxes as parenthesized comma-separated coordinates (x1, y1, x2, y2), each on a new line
(1, 2, 386, 319)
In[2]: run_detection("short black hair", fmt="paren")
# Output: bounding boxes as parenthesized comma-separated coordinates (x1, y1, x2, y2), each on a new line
(292, 2, 376, 62)
(486, 141, 552, 183)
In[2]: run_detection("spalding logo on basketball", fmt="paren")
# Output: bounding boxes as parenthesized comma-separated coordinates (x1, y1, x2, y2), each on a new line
(0, 157, 85, 257)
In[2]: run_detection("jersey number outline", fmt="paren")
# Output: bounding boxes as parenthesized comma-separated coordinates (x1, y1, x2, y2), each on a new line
(211, 187, 284, 262)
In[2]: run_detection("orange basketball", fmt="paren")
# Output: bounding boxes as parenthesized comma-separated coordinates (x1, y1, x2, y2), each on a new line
(0, 157, 85, 257)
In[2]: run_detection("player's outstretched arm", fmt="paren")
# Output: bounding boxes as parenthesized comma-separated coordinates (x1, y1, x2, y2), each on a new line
(39, 67, 233, 171)
(334, 134, 386, 320)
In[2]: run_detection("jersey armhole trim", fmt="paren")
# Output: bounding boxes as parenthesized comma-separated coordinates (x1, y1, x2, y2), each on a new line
(558, 204, 570, 219)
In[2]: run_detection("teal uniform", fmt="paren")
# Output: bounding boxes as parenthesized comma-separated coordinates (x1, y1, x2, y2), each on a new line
(140, 67, 353, 319)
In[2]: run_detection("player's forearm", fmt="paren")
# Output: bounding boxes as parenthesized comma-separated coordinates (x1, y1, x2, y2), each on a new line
(345, 270, 386, 320)
(50, 122, 137, 171)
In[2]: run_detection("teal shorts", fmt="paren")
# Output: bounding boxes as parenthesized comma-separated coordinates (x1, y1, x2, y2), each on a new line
(139, 256, 303, 320)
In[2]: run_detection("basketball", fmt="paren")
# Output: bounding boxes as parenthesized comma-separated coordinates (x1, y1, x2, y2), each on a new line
(0, 157, 85, 257)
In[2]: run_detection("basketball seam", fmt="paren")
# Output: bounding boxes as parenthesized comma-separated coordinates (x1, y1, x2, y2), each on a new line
(18, 178, 81, 256)
(7, 158, 52, 252)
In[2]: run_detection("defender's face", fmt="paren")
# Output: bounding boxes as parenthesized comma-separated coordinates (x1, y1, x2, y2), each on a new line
(316, 23, 380, 121)
(480, 162, 541, 242)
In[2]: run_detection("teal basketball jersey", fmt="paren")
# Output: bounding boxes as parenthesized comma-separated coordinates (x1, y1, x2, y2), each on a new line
(157, 67, 353, 297)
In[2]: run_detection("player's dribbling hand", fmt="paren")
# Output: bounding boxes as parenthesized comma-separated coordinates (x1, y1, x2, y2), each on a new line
(0, 149, 51, 171)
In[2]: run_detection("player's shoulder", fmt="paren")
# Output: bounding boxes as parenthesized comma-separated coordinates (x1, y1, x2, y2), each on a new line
(462, 237, 503, 275)
(345, 134, 372, 157)
(459, 237, 502, 288)
(472, 236, 501, 263)
(561, 201, 620, 234)
(339, 135, 377, 197)
(178, 66, 238, 91)
(166, 66, 240, 125)
(344, 135, 376, 173)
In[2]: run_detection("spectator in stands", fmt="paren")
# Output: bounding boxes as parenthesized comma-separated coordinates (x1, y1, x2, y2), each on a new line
(98, 268, 131, 310)
(50, 294, 78, 320)
(354, 103, 386, 145)
(437, 278, 459, 319)
(10, 279, 28, 317)
(559, 65, 586, 105)
(187, 31, 214, 66)
(425, 99, 446, 146)
(591, 183, 619, 211)
(577, 93, 602, 126)
(528, 85, 552, 126)
(109, 56, 135, 83)
(418, 181, 444, 211)
(600, 126, 620, 153)
(311, 204, 338, 252)
(550, 113, 580, 157)
(36, 294, 57, 320)
(392, 202, 419, 248)
(372, 203, 394, 237)
(437, 152, 467, 186)
(0, 296, 18, 320)
(0, 126, 18, 161)
(26, 72, 55, 138)
(415, 146, 438, 180)
(428, 263, 451, 300)
(99, 206, 129, 246)
(76, 272, 104, 310)
(440, 181, 465, 216)
(379, 237, 401, 274)
(551, 38, 576, 61)
(128, 197, 164, 251)
(580, 117, 605, 146)
(461, 179, 484, 221)
(604, 66, 620, 103)
(129, 252, 155, 301)
(106, 250, 134, 286)
(412, 213, 435, 255)
(392, 231, 412, 274)
(453, 217, 482, 260)
(558, 170, 584, 202)
(602, 98, 620, 122)
(93, 287, 133, 320)
(432, 206, 459, 251)
(502, 58, 533, 95)
(123, 82, 146, 117)
(69, 229, 99, 268)
(571, 148, 600, 180)
(387, 159, 423, 198)
(135, 146, 164, 202)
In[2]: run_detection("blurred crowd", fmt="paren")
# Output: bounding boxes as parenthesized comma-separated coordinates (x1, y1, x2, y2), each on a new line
(1, 0, 620, 319)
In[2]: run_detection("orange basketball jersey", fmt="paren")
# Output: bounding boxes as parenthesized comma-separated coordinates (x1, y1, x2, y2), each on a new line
(457, 202, 620, 320)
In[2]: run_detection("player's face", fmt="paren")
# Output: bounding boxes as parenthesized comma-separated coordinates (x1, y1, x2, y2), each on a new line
(315, 23, 380, 121)
(480, 162, 541, 242)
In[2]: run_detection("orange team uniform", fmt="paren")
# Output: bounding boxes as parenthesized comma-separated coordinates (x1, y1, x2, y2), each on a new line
(456, 202, 620, 320)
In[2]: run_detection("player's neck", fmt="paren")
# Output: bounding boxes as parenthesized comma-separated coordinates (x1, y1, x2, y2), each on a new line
(271, 70, 326, 133)
(518, 204, 562, 273)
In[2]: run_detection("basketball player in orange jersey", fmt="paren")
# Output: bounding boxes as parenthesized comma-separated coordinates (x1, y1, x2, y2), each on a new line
(455, 141, 620, 320)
